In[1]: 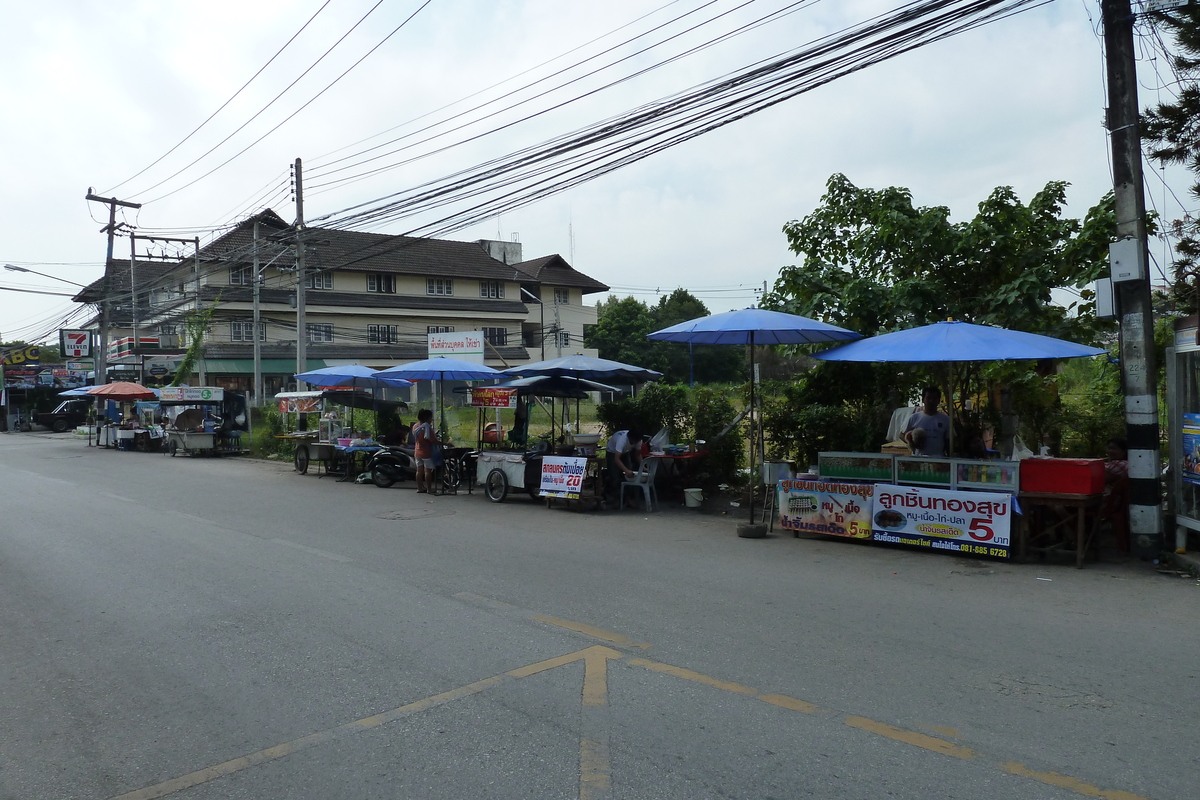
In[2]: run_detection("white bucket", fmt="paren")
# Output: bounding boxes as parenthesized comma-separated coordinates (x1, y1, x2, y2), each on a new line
(683, 488, 703, 508)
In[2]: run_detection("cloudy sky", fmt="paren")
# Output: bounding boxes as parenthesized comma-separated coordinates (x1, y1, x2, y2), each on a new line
(0, 0, 1189, 346)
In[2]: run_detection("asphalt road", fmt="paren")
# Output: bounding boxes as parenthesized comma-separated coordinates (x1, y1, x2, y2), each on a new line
(0, 432, 1195, 800)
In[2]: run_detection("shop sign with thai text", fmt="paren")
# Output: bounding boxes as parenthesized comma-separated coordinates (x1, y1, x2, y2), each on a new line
(160, 387, 223, 402)
(777, 479, 873, 539)
(539, 456, 587, 499)
(469, 387, 518, 408)
(872, 484, 1012, 558)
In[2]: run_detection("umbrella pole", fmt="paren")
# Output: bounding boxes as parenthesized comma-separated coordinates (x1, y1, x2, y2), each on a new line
(748, 332, 756, 525)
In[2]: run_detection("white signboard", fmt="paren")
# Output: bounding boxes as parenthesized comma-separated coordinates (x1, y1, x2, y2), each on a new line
(60, 330, 91, 358)
(428, 330, 484, 364)
(160, 386, 224, 402)
(539, 456, 588, 499)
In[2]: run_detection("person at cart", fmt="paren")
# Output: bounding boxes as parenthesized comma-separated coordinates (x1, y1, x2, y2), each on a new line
(903, 386, 950, 457)
(605, 427, 645, 499)
(413, 408, 439, 493)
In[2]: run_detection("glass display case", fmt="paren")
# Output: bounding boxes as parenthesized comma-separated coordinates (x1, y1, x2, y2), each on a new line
(817, 452, 894, 483)
(895, 456, 954, 488)
(955, 460, 1020, 492)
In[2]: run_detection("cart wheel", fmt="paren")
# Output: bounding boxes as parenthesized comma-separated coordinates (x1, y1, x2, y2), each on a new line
(372, 464, 397, 488)
(484, 468, 509, 503)
(168, 439, 178, 457)
(294, 445, 310, 474)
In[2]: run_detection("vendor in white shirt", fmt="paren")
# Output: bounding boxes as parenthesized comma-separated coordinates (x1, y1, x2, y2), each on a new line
(903, 386, 950, 456)
(605, 427, 645, 496)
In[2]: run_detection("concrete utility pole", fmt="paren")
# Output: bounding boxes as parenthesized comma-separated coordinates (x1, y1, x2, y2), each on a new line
(84, 192, 142, 385)
(253, 221, 263, 405)
(129, 234, 140, 383)
(293, 158, 307, 389)
(1103, 0, 1162, 557)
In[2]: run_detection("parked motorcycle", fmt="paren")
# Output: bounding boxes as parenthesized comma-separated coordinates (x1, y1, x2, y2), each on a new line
(366, 445, 417, 488)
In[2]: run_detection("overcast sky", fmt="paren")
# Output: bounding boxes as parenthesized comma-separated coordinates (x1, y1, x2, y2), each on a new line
(0, 0, 1190, 346)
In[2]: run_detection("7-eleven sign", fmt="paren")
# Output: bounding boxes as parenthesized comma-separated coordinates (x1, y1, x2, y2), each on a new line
(60, 329, 91, 358)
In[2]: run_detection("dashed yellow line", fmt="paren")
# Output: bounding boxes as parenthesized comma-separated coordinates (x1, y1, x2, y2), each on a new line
(845, 716, 976, 760)
(533, 614, 651, 648)
(1001, 762, 1151, 800)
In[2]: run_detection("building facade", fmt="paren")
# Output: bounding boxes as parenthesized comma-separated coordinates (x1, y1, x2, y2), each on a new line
(72, 210, 609, 400)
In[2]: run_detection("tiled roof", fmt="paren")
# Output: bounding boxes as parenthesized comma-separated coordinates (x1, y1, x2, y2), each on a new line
(512, 254, 609, 294)
(199, 210, 537, 282)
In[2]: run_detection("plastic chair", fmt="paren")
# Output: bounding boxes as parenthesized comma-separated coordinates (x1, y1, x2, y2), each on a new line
(619, 457, 659, 511)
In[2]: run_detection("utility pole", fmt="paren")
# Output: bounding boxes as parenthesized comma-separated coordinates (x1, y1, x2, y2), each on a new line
(1103, 0, 1162, 557)
(253, 220, 263, 405)
(85, 192, 142, 385)
(293, 158, 307, 389)
(129, 233, 140, 383)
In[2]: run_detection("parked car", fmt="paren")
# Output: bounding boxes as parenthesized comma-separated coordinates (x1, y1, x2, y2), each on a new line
(33, 399, 91, 433)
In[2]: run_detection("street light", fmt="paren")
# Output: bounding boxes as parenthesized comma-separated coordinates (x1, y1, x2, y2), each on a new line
(3, 264, 87, 288)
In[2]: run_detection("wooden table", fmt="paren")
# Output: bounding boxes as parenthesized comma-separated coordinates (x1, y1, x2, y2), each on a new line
(1018, 491, 1104, 569)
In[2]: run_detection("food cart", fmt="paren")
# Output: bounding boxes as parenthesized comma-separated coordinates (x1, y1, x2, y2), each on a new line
(275, 389, 404, 477)
(468, 379, 606, 508)
(160, 386, 248, 457)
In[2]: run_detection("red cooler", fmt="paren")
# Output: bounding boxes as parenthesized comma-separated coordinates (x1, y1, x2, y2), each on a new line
(1019, 458, 1105, 495)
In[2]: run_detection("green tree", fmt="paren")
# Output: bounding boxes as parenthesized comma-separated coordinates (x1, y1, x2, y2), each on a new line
(1143, 7, 1200, 313)
(762, 173, 1118, 455)
(585, 296, 656, 368)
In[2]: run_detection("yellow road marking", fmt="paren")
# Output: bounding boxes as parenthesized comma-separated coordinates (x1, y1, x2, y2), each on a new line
(580, 737, 612, 799)
(111, 647, 621, 800)
(845, 716, 976, 760)
(758, 693, 826, 714)
(1001, 762, 1152, 800)
(927, 725, 961, 738)
(628, 658, 758, 694)
(533, 614, 651, 648)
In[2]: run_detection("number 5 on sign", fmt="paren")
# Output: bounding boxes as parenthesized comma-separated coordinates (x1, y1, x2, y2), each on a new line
(968, 518, 994, 541)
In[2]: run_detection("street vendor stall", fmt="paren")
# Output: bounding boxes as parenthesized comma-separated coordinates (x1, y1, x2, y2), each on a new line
(466, 377, 610, 508)
(159, 386, 248, 456)
(275, 389, 405, 478)
(794, 321, 1107, 563)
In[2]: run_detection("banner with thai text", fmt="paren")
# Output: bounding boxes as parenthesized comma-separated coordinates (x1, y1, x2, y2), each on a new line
(539, 455, 587, 499)
(777, 479, 873, 539)
(872, 484, 1012, 558)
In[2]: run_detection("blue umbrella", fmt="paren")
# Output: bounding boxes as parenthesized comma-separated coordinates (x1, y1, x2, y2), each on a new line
(294, 365, 412, 435)
(375, 356, 502, 382)
(648, 308, 861, 533)
(648, 307, 861, 346)
(504, 354, 662, 383)
(294, 364, 412, 389)
(376, 357, 503, 436)
(810, 320, 1106, 363)
(811, 320, 1107, 454)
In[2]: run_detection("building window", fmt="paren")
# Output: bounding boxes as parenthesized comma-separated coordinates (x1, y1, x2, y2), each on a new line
(479, 280, 504, 299)
(482, 327, 508, 347)
(367, 273, 396, 293)
(427, 325, 454, 334)
(230, 321, 265, 342)
(368, 324, 399, 344)
(553, 288, 570, 305)
(158, 324, 178, 335)
(427, 278, 453, 296)
(304, 272, 333, 290)
(558, 330, 571, 348)
(306, 323, 334, 343)
(229, 265, 251, 285)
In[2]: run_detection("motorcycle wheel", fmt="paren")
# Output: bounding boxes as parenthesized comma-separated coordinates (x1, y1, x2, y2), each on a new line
(372, 463, 397, 488)
(484, 468, 509, 503)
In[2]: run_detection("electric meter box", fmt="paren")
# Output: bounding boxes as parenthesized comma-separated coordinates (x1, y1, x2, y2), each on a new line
(1109, 238, 1145, 283)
